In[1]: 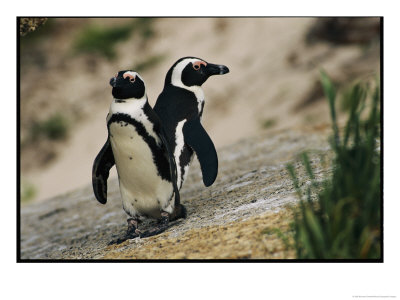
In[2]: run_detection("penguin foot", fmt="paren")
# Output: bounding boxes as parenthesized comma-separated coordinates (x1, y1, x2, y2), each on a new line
(127, 217, 140, 232)
(138, 211, 170, 238)
(108, 218, 141, 245)
(108, 211, 177, 244)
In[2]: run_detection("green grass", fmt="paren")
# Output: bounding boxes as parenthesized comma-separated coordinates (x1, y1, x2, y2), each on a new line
(287, 71, 381, 259)
(73, 18, 155, 60)
(262, 118, 276, 129)
(21, 180, 37, 203)
(134, 18, 155, 40)
(31, 113, 69, 141)
(73, 23, 133, 59)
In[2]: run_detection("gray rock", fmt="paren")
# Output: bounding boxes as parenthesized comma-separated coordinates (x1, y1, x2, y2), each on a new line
(20, 129, 330, 259)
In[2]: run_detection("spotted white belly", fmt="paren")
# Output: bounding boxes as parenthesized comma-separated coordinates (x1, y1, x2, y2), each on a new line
(109, 121, 173, 218)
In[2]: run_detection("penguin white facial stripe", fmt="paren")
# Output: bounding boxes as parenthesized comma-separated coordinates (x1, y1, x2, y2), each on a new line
(171, 58, 205, 88)
(122, 71, 142, 81)
(171, 59, 205, 114)
(123, 72, 136, 81)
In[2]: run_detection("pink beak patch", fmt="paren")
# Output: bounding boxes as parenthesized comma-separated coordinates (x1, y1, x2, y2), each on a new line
(193, 61, 207, 69)
(123, 72, 136, 82)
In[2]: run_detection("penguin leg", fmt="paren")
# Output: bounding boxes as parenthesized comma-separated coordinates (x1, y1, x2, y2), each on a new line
(138, 211, 170, 238)
(109, 206, 187, 244)
(108, 217, 141, 245)
(139, 204, 187, 238)
(126, 218, 142, 238)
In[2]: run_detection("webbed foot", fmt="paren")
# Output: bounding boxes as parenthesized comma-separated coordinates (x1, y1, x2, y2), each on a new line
(108, 218, 141, 245)
(138, 211, 170, 238)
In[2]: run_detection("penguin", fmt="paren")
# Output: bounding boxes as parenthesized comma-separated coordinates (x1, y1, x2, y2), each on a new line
(92, 70, 186, 244)
(153, 57, 229, 191)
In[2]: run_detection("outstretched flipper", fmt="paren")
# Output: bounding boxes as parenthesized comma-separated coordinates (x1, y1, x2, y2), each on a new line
(92, 137, 115, 204)
(183, 117, 218, 187)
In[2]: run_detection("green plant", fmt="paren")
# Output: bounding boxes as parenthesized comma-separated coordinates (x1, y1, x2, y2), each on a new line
(73, 23, 133, 59)
(262, 118, 276, 129)
(287, 71, 381, 259)
(134, 18, 155, 40)
(73, 19, 155, 60)
(21, 180, 37, 203)
(31, 113, 69, 141)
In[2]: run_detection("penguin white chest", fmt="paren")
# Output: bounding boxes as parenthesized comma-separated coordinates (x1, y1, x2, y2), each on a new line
(174, 120, 186, 188)
(174, 119, 195, 189)
(195, 89, 205, 115)
(109, 120, 173, 218)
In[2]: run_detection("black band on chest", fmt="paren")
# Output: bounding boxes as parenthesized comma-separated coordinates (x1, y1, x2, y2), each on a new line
(108, 113, 171, 181)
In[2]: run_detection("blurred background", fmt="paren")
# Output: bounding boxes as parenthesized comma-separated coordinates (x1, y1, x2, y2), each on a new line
(19, 17, 380, 203)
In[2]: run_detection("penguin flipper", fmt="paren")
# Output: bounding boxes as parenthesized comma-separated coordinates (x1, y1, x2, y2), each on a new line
(92, 137, 115, 204)
(183, 117, 218, 187)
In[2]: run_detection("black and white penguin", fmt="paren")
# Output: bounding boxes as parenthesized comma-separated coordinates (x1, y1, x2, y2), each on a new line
(92, 70, 185, 243)
(154, 57, 229, 190)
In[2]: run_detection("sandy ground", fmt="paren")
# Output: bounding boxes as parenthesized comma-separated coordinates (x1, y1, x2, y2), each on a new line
(20, 18, 379, 202)
(103, 209, 296, 259)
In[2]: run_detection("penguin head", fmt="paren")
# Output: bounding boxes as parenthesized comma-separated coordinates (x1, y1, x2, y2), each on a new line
(109, 70, 146, 100)
(167, 57, 229, 87)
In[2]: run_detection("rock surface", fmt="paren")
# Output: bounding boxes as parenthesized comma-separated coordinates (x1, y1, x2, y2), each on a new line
(20, 129, 331, 259)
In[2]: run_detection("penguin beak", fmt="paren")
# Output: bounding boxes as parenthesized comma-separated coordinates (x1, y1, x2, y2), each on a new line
(205, 63, 230, 76)
(109, 77, 117, 87)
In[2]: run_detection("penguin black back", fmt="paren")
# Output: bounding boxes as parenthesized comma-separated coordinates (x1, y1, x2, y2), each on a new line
(154, 57, 229, 189)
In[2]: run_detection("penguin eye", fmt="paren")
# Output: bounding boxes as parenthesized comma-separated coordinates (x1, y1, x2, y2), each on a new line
(123, 72, 136, 82)
(193, 64, 200, 71)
